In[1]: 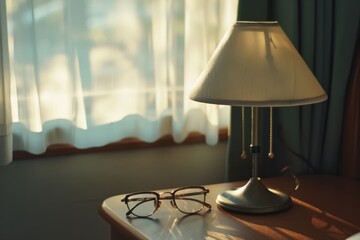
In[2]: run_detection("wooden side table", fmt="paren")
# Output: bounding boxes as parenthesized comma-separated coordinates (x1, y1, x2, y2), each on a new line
(99, 175, 360, 240)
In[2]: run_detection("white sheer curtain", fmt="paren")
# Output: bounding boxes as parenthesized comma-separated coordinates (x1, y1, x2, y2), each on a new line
(1, 0, 12, 165)
(2, 0, 238, 161)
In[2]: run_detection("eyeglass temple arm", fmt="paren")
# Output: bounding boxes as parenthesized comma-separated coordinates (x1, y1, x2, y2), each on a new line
(157, 191, 212, 210)
(175, 197, 212, 210)
(173, 190, 209, 198)
(158, 190, 209, 199)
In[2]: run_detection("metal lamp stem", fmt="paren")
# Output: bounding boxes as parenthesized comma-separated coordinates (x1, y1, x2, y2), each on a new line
(251, 107, 259, 179)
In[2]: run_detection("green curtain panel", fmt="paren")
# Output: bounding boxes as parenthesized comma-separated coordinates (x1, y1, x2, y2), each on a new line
(226, 0, 360, 181)
(341, 37, 360, 180)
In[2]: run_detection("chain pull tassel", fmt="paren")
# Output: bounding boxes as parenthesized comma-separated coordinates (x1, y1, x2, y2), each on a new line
(241, 106, 247, 160)
(268, 107, 275, 159)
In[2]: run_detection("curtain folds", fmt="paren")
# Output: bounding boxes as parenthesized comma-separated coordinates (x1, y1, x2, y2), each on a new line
(341, 36, 360, 179)
(227, 0, 360, 180)
(0, 0, 12, 166)
(2, 0, 239, 158)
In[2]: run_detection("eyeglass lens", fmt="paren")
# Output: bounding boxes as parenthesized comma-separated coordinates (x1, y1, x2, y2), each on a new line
(126, 193, 158, 217)
(174, 187, 206, 214)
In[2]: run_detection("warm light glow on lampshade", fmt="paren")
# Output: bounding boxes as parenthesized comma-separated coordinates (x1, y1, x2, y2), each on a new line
(190, 21, 327, 107)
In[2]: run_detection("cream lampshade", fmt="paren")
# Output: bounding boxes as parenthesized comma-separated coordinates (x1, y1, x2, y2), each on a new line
(190, 21, 327, 213)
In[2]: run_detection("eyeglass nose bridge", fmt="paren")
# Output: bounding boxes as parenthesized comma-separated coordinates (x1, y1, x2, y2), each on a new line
(160, 191, 178, 209)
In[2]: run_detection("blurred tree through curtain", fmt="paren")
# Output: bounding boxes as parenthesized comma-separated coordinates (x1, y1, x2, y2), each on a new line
(1, 0, 239, 163)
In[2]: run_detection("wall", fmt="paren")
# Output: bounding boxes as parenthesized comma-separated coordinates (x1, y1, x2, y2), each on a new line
(0, 142, 227, 240)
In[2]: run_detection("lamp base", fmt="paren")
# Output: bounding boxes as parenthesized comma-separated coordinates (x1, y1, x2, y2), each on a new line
(216, 178, 292, 214)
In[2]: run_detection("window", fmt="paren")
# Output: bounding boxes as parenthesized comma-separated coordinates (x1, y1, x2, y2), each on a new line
(4, 0, 238, 155)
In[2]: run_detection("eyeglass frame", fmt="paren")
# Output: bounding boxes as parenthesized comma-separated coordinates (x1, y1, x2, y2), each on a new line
(121, 186, 212, 217)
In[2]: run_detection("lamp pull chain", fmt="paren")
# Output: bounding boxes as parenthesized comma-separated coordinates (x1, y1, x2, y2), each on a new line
(241, 106, 247, 160)
(268, 107, 274, 159)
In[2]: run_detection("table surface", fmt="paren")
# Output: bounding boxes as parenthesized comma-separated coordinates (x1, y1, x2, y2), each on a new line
(99, 175, 360, 240)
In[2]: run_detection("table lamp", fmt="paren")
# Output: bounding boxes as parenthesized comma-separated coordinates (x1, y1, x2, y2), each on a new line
(190, 21, 327, 213)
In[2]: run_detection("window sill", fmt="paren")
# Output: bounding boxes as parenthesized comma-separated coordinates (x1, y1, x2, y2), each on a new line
(13, 129, 228, 160)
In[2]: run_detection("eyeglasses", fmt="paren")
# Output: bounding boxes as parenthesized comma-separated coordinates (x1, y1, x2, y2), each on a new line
(121, 186, 211, 217)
